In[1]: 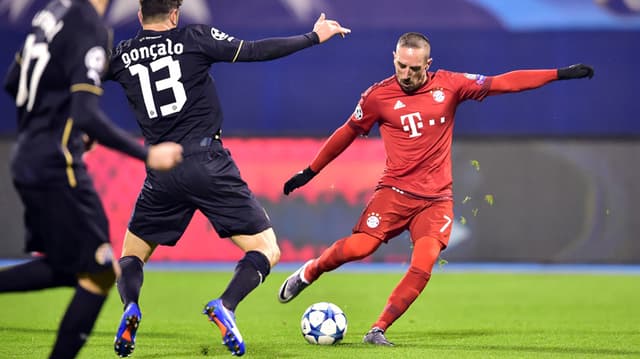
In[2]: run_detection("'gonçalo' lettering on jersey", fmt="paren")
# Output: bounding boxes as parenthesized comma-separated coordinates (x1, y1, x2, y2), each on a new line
(107, 24, 318, 145)
(108, 25, 245, 144)
(121, 38, 184, 68)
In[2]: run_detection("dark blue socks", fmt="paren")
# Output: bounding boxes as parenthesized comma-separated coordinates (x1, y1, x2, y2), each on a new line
(220, 251, 271, 311)
(116, 256, 144, 309)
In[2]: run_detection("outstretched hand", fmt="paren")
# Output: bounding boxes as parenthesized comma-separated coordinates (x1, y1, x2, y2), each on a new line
(557, 64, 594, 80)
(312, 13, 351, 43)
(283, 167, 317, 195)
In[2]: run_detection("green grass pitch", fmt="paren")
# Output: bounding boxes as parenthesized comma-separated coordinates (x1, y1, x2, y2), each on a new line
(0, 271, 638, 358)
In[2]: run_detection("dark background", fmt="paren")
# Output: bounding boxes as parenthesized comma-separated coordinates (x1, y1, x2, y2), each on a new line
(1, 0, 639, 263)
(1, 0, 639, 137)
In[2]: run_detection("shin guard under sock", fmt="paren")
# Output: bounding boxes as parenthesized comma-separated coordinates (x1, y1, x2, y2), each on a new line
(372, 236, 441, 330)
(373, 266, 430, 330)
(220, 250, 271, 312)
(116, 256, 144, 308)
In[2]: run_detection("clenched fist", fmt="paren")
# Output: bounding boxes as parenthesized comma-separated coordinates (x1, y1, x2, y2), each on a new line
(146, 142, 183, 171)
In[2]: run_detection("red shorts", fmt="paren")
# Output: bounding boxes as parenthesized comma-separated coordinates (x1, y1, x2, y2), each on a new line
(353, 187, 453, 247)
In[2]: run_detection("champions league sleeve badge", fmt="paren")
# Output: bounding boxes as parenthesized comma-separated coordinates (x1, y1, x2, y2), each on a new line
(464, 73, 486, 86)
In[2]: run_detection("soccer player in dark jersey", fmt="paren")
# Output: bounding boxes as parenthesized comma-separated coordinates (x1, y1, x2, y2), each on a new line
(278, 32, 594, 346)
(0, 0, 183, 358)
(106, 0, 350, 356)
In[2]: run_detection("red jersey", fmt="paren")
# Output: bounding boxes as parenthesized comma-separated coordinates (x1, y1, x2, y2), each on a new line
(348, 70, 491, 198)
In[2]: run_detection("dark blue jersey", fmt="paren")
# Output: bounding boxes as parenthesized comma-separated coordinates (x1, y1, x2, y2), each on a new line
(108, 24, 319, 145)
(4, 0, 147, 187)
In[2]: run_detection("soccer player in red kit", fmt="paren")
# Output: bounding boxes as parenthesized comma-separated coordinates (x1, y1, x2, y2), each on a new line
(277, 32, 594, 345)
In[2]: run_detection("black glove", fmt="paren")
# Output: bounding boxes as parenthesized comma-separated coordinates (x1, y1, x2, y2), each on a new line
(557, 64, 594, 80)
(283, 166, 317, 195)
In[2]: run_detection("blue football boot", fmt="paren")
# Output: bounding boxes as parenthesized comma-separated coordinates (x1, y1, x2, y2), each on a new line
(114, 303, 142, 357)
(203, 298, 245, 356)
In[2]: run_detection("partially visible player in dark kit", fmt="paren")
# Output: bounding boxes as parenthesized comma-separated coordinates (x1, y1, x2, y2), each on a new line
(107, 0, 350, 356)
(0, 0, 183, 358)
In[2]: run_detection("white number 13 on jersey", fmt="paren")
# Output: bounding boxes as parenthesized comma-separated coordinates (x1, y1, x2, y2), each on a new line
(129, 56, 186, 119)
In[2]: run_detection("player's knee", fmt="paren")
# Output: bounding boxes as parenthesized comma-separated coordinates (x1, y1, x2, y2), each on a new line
(411, 236, 443, 273)
(268, 244, 281, 266)
(122, 230, 155, 261)
(240, 250, 271, 283)
(256, 235, 280, 266)
(344, 233, 381, 260)
(235, 228, 280, 266)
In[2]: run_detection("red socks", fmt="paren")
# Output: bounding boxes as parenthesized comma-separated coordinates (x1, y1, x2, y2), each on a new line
(373, 236, 442, 331)
(373, 266, 430, 330)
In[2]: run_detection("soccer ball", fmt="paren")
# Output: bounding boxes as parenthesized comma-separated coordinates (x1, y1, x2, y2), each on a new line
(300, 302, 347, 345)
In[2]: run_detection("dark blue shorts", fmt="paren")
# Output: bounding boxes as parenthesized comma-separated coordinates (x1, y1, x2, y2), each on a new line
(14, 181, 112, 275)
(128, 139, 272, 246)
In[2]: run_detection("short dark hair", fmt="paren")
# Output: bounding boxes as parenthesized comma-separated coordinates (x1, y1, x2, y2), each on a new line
(397, 32, 431, 49)
(140, 0, 183, 21)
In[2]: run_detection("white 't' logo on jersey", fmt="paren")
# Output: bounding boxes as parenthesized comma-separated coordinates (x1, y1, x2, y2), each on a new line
(400, 112, 424, 138)
(400, 112, 448, 137)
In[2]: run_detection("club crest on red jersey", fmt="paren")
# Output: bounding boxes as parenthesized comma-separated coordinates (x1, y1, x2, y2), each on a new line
(366, 212, 381, 228)
(432, 89, 445, 103)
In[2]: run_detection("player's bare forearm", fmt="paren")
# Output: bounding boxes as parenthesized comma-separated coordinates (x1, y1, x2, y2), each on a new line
(487, 69, 557, 95)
